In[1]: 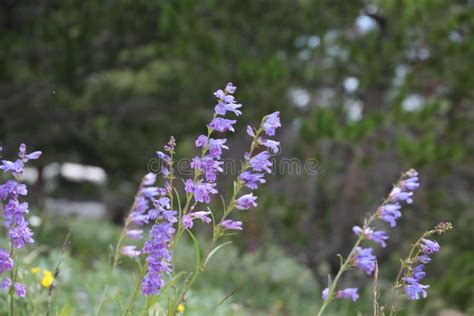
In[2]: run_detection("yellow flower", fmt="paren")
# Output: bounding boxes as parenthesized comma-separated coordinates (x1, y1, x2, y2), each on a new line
(31, 267, 40, 274)
(41, 269, 54, 288)
(177, 303, 185, 313)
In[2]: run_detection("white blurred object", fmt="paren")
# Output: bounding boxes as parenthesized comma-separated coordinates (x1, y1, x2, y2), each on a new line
(44, 198, 106, 218)
(43, 162, 107, 184)
(402, 94, 424, 112)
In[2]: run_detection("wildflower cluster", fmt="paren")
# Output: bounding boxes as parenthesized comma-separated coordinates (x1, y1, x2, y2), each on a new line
(399, 222, 453, 300)
(219, 111, 281, 231)
(0, 144, 41, 297)
(320, 169, 419, 308)
(120, 137, 178, 296)
(111, 82, 281, 312)
(101, 82, 281, 312)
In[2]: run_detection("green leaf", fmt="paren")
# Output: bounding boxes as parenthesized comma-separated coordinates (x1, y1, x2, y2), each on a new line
(186, 229, 201, 274)
(160, 271, 188, 296)
(203, 241, 233, 267)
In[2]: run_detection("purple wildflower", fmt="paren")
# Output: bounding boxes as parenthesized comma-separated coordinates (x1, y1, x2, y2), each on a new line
(182, 211, 212, 229)
(259, 139, 280, 154)
(239, 171, 266, 190)
(193, 182, 218, 204)
(189, 211, 212, 223)
(191, 156, 224, 182)
(413, 264, 426, 281)
(208, 118, 236, 133)
(0, 249, 14, 274)
(195, 135, 209, 148)
(352, 226, 389, 248)
(403, 277, 429, 300)
(182, 215, 193, 229)
(248, 151, 273, 173)
(322, 288, 329, 300)
(336, 288, 359, 301)
(143, 173, 157, 186)
(219, 220, 243, 230)
(215, 102, 242, 116)
(141, 222, 176, 295)
(208, 138, 229, 158)
(8, 220, 34, 248)
(156, 151, 170, 162)
(402, 176, 419, 190)
(0, 277, 11, 290)
(0, 144, 39, 253)
(236, 193, 258, 210)
(389, 187, 414, 204)
(246, 126, 256, 137)
(420, 239, 440, 254)
(185, 179, 194, 193)
(418, 254, 431, 264)
(123, 245, 141, 258)
(378, 203, 402, 227)
(126, 229, 143, 240)
(353, 247, 376, 275)
(262, 111, 281, 136)
(225, 82, 237, 94)
(14, 283, 27, 297)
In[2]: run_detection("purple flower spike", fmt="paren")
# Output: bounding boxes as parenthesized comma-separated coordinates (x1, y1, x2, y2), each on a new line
(236, 193, 258, 210)
(353, 247, 376, 275)
(219, 220, 243, 230)
(336, 288, 359, 301)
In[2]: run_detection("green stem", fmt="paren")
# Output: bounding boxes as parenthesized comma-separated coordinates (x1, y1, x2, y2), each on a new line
(173, 121, 264, 309)
(96, 179, 144, 316)
(9, 245, 16, 316)
(125, 267, 146, 316)
(316, 211, 379, 316)
(316, 238, 363, 316)
(389, 232, 431, 316)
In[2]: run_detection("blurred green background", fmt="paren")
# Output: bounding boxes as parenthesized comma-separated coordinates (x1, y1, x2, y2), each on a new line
(0, 0, 473, 315)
